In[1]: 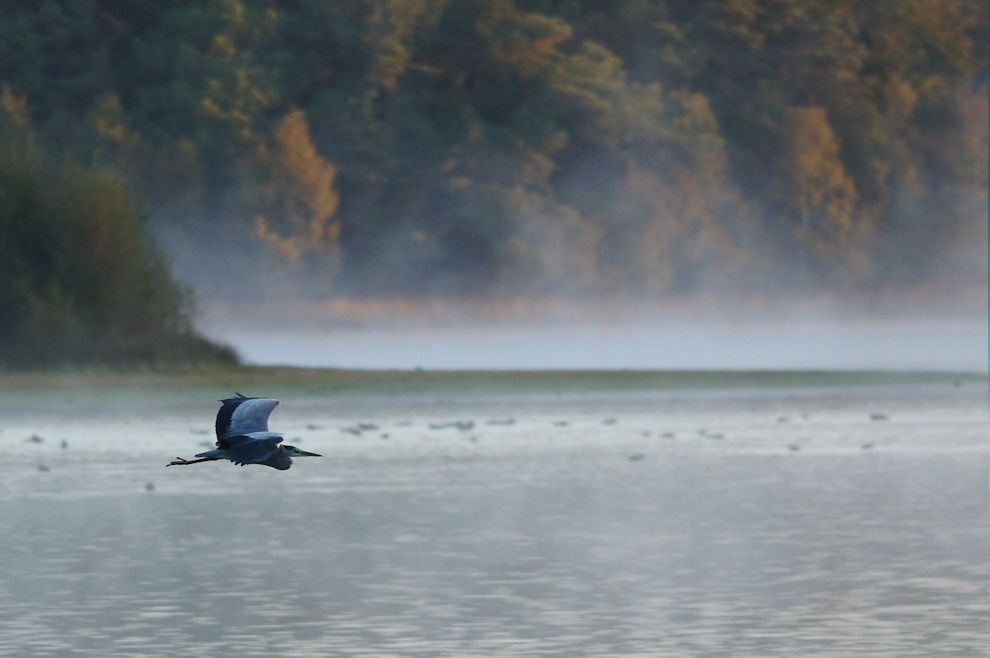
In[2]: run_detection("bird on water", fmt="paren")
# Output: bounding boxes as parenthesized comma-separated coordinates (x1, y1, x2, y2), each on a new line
(167, 393, 321, 470)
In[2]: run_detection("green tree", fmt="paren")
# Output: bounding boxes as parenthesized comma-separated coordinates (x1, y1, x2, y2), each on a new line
(0, 131, 235, 366)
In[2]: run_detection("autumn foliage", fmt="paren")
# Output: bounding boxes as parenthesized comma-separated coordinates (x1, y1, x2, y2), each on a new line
(0, 0, 985, 302)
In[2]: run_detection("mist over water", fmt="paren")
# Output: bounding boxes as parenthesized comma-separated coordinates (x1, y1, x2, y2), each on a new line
(177, 206, 986, 371)
(201, 300, 987, 371)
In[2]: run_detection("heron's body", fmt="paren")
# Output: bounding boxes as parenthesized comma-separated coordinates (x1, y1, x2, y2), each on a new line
(167, 394, 320, 470)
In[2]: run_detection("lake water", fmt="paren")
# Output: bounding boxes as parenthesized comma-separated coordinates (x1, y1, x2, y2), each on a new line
(0, 380, 986, 655)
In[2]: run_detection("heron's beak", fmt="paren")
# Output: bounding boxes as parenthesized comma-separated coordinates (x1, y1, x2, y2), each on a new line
(296, 449, 322, 457)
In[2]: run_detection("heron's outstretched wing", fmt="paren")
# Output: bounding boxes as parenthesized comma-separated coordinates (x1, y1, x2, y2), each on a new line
(216, 394, 280, 439)
(225, 433, 283, 465)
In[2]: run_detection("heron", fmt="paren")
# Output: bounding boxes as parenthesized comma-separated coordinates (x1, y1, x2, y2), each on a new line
(167, 393, 321, 470)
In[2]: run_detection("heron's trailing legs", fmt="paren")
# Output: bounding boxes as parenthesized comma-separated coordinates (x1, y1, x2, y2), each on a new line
(166, 456, 221, 467)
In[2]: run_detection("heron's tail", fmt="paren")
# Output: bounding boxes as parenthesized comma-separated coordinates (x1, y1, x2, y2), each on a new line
(194, 448, 224, 459)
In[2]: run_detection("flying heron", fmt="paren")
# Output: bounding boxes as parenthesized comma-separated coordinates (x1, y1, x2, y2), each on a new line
(167, 393, 321, 470)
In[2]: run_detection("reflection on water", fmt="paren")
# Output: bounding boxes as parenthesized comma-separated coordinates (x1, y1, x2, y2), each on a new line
(0, 384, 986, 655)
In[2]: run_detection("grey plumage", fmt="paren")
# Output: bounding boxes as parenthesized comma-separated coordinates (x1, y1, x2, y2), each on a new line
(167, 394, 321, 470)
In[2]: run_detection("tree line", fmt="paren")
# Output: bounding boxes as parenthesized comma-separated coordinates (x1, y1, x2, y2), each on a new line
(2, 0, 986, 305)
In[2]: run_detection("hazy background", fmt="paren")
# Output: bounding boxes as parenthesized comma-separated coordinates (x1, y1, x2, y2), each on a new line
(0, 0, 986, 369)
(2, 6, 988, 655)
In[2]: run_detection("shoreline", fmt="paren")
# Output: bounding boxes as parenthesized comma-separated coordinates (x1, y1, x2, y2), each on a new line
(0, 366, 980, 398)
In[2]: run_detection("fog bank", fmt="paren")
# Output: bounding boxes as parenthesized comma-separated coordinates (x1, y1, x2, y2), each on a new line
(202, 302, 986, 371)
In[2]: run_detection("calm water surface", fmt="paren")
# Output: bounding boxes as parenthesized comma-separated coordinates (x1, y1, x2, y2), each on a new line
(0, 382, 986, 656)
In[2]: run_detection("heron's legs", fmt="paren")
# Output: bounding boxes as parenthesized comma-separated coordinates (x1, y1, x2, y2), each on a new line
(166, 456, 221, 467)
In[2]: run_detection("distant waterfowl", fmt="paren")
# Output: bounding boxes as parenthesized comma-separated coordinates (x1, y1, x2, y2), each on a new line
(167, 394, 321, 471)
(429, 421, 474, 431)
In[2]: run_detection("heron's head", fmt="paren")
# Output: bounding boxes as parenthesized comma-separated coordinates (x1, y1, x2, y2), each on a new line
(283, 445, 322, 458)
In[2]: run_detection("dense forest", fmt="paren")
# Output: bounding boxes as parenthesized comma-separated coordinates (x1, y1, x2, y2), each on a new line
(2, 0, 987, 304)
